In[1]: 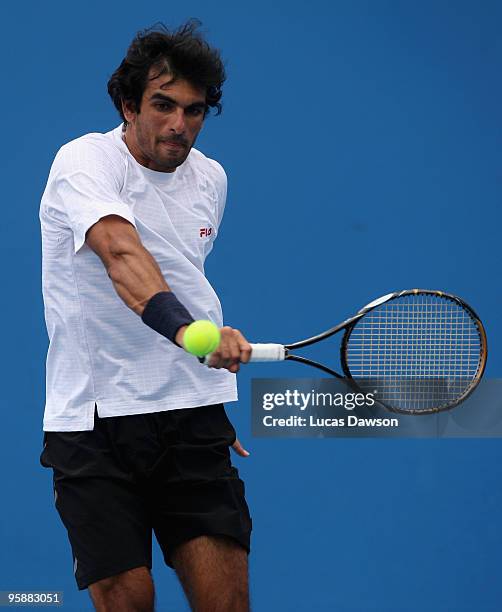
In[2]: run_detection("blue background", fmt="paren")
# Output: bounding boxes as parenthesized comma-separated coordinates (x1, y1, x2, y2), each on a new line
(2, 0, 501, 610)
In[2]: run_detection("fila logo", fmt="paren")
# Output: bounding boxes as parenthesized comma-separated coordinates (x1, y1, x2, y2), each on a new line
(199, 227, 213, 238)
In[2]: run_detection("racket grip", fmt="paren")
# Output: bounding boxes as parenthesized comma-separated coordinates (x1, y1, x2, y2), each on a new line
(202, 343, 286, 365)
(248, 343, 286, 362)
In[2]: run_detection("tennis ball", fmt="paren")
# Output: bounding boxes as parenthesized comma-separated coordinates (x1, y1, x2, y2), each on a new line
(183, 320, 221, 357)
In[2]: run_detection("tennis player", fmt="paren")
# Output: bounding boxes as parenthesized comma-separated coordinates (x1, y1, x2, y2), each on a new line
(39, 21, 252, 612)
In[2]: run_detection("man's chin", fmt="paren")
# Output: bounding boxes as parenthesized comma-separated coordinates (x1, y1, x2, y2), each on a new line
(153, 153, 189, 172)
(156, 148, 190, 166)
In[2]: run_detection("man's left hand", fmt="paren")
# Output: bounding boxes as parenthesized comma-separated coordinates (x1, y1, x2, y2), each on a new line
(231, 437, 250, 457)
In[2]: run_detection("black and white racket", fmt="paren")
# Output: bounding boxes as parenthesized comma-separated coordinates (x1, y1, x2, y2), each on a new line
(206, 289, 487, 414)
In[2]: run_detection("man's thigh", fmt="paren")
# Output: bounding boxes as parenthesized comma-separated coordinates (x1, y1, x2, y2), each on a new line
(40, 414, 154, 591)
(147, 405, 252, 569)
(172, 535, 249, 612)
(53, 472, 153, 590)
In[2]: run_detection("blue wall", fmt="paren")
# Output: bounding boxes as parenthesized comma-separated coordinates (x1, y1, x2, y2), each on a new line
(2, 1, 501, 610)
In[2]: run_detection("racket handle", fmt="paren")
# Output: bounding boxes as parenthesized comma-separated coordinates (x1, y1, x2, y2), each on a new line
(248, 343, 286, 361)
(202, 343, 286, 365)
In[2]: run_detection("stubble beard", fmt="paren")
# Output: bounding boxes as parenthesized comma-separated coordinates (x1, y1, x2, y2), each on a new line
(143, 129, 192, 172)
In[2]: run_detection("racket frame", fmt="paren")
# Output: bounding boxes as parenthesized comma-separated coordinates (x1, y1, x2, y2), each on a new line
(283, 289, 488, 414)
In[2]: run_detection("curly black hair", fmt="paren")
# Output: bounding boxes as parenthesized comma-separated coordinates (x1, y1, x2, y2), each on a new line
(108, 19, 226, 125)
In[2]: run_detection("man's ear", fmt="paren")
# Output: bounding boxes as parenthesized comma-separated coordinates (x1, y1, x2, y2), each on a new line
(121, 99, 137, 124)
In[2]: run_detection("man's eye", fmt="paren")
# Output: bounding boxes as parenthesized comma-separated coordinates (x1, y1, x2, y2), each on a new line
(187, 108, 204, 116)
(156, 103, 173, 111)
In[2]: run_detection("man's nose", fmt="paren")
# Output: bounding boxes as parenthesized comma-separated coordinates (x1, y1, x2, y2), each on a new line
(169, 107, 186, 134)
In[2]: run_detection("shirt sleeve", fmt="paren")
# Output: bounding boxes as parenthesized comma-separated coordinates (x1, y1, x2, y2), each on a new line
(52, 136, 137, 254)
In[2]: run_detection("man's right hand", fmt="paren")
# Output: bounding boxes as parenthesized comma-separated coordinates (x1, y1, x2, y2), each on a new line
(177, 325, 252, 373)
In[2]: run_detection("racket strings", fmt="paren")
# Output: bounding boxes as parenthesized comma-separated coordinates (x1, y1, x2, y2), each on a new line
(345, 294, 483, 412)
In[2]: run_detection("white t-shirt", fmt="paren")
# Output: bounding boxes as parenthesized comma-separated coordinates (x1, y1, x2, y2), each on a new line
(39, 124, 237, 431)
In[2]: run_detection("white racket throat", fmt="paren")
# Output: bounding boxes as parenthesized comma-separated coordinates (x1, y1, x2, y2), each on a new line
(203, 343, 286, 364)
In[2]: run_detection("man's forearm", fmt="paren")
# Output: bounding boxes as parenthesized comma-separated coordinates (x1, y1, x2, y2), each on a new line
(107, 245, 170, 316)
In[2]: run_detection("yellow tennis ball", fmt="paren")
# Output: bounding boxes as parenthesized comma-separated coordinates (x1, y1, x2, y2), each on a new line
(183, 320, 221, 357)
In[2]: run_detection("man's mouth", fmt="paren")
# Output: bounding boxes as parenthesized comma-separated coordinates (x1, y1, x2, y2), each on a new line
(160, 141, 185, 149)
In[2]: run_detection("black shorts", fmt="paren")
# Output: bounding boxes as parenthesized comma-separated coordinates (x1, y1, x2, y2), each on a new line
(39, 404, 252, 590)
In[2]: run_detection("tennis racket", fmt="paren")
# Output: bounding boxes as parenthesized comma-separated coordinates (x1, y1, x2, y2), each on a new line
(206, 289, 487, 414)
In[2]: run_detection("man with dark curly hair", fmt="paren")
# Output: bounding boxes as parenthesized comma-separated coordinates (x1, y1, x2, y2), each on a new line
(39, 20, 252, 612)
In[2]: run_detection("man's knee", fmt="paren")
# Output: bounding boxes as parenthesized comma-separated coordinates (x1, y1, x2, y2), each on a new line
(89, 566, 154, 612)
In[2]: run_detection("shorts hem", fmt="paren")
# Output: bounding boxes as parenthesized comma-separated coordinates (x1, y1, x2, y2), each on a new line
(76, 558, 152, 591)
